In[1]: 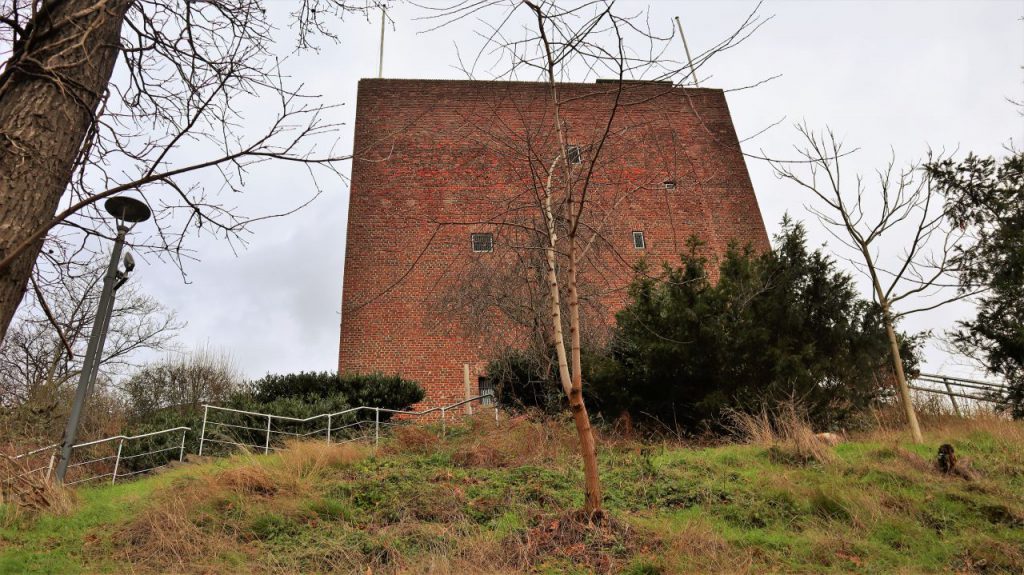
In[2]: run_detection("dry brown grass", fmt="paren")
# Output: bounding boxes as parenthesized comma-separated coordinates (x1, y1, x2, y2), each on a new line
(727, 408, 775, 446)
(663, 518, 755, 574)
(397, 532, 520, 575)
(923, 411, 1024, 442)
(216, 464, 287, 497)
(955, 536, 1024, 574)
(389, 411, 578, 470)
(113, 442, 368, 574)
(450, 411, 578, 469)
(860, 402, 1024, 445)
(118, 477, 223, 572)
(277, 439, 368, 480)
(0, 454, 76, 526)
(516, 510, 650, 575)
(728, 402, 836, 465)
(386, 425, 441, 455)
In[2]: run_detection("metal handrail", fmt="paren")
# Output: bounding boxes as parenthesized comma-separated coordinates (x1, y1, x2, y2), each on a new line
(12, 443, 60, 460)
(10, 394, 499, 487)
(908, 385, 1008, 403)
(910, 372, 1011, 417)
(198, 393, 498, 456)
(916, 372, 1008, 389)
(916, 374, 1009, 394)
(8, 426, 191, 486)
(198, 395, 494, 424)
(13, 427, 192, 458)
(75, 427, 192, 449)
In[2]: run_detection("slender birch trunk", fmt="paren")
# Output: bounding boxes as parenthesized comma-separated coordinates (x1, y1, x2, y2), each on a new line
(540, 169, 603, 516)
(527, 0, 603, 517)
(858, 221, 924, 445)
(881, 304, 924, 443)
(866, 256, 923, 444)
(567, 235, 602, 514)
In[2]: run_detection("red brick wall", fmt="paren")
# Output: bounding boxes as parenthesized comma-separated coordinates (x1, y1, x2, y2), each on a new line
(338, 79, 770, 408)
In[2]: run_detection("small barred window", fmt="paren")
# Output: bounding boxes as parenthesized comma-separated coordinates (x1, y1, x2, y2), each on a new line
(471, 233, 494, 253)
(479, 377, 495, 406)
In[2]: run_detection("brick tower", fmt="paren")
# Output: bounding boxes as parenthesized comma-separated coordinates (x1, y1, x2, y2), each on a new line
(339, 79, 770, 408)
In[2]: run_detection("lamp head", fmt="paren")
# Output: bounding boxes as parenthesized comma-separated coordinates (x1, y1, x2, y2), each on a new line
(104, 196, 151, 224)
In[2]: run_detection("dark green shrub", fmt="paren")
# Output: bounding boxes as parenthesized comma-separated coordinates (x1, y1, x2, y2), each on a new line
(929, 153, 1024, 418)
(485, 351, 564, 413)
(246, 371, 424, 413)
(491, 218, 920, 433)
(589, 220, 920, 432)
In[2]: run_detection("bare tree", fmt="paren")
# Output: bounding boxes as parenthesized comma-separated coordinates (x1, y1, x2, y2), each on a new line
(1, 247, 180, 443)
(0, 0, 379, 342)
(122, 345, 238, 420)
(392, 0, 771, 517)
(772, 125, 971, 444)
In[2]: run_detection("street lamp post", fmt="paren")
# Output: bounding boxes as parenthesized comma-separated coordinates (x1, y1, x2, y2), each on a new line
(54, 196, 151, 483)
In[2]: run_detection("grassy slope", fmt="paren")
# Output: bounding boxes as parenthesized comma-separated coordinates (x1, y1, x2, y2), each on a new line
(1, 416, 1023, 575)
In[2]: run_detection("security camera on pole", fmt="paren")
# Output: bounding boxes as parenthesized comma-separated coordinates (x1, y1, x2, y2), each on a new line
(54, 196, 151, 483)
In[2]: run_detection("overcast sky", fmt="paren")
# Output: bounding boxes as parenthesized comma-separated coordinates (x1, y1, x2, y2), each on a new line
(130, 0, 1022, 381)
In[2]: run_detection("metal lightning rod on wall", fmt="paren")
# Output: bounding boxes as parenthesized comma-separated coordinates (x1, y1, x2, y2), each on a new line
(378, 5, 385, 78)
(674, 16, 699, 87)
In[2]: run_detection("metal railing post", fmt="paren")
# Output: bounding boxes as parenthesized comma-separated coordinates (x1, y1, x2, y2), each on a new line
(178, 428, 188, 462)
(327, 414, 332, 444)
(198, 405, 209, 456)
(441, 407, 446, 436)
(112, 438, 124, 485)
(45, 452, 56, 481)
(463, 364, 473, 416)
(494, 402, 499, 425)
(943, 378, 963, 417)
(374, 408, 380, 447)
(265, 414, 272, 454)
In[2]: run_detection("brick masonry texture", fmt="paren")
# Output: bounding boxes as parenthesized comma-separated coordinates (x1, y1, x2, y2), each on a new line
(338, 79, 770, 409)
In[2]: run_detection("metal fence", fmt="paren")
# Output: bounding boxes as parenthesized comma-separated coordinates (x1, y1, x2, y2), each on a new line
(7, 393, 499, 488)
(8, 427, 190, 486)
(198, 394, 498, 456)
(911, 372, 1011, 416)
(7, 374, 1013, 488)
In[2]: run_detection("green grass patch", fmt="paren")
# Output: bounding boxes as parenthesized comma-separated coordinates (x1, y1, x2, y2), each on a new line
(2, 419, 1023, 574)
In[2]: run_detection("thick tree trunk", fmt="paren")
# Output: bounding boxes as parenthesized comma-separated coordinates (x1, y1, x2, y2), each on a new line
(0, 0, 131, 342)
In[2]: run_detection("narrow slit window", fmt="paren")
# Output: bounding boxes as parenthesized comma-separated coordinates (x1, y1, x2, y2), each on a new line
(632, 231, 646, 249)
(471, 232, 494, 253)
(566, 145, 582, 165)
